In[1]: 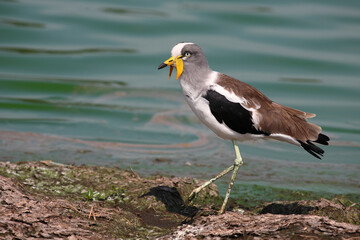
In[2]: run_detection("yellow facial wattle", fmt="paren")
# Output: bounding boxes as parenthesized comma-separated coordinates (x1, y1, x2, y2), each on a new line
(159, 55, 183, 80)
(175, 56, 183, 80)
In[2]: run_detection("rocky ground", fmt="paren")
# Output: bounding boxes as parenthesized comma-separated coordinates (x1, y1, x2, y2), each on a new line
(0, 161, 359, 239)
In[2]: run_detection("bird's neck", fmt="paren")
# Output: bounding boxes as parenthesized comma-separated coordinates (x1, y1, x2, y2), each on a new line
(179, 68, 217, 101)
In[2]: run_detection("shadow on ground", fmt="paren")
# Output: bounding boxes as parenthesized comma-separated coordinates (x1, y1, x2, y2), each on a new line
(140, 186, 199, 218)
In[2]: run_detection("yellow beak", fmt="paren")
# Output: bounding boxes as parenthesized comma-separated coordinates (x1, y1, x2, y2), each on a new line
(157, 55, 183, 80)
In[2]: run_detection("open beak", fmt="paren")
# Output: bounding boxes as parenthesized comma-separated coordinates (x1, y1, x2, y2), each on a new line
(157, 55, 183, 80)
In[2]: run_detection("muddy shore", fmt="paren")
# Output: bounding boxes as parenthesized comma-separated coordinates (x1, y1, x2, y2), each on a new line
(0, 161, 359, 239)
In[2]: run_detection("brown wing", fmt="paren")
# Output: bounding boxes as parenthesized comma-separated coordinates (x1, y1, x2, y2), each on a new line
(216, 73, 321, 142)
(257, 102, 321, 142)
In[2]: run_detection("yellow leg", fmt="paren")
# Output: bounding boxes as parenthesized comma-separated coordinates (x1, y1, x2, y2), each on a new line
(218, 140, 243, 214)
(187, 140, 243, 215)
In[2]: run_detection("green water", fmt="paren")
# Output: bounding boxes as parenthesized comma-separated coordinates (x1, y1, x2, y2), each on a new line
(1, 0, 359, 199)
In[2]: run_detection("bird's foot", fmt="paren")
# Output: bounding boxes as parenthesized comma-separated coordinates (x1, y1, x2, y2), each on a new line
(186, 165, 236, 205)
(186, 186, 203, 204)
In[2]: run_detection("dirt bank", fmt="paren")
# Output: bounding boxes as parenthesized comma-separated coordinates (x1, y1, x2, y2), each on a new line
(0, 161, 359, 239)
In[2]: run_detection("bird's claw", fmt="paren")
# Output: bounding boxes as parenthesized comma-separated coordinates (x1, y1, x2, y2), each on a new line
(186, 187, 202, 204)
(187, 193, 195, 204)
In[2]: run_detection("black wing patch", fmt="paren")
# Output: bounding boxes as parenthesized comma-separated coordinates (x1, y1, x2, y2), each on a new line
(203, 90, 268, 135)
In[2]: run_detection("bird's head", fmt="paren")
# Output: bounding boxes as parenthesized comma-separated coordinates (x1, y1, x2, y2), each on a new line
(158, 42, 208, 80)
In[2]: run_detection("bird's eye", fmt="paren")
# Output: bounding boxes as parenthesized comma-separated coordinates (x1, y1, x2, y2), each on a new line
(184, 52, 191, 57)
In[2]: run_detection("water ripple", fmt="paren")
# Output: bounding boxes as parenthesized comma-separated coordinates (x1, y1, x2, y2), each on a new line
(0, 46, 137, 55)
(103, 7, 167, 17)
(1, 18, 45, 28)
